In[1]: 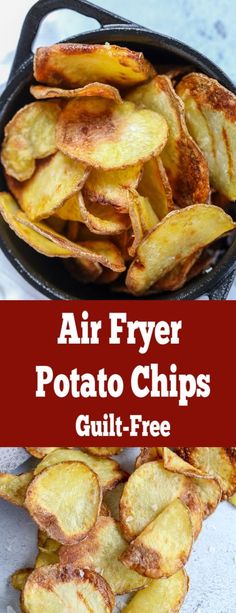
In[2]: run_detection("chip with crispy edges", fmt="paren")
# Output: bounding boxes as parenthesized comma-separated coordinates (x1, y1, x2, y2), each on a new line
(175, 447, 236, 499)
(128, 189, 158, 257)
(84, 165, 142, 214)
(123, 569, 189, 613)
(54, 193, 83, 222)
(138, 156, 173, 218)
(78, 192, 130, 235)
(30, 82, 122, 102)
(26, 448, 59, 459)
(0, 471, 33, 506)
(85, 448, 123, 457)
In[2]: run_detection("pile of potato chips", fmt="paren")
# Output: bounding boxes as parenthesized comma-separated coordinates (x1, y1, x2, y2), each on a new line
(0, 446, 235, 611)
(0, 42, 236, 295)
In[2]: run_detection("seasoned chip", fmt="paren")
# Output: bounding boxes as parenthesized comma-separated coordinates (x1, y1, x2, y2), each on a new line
(138, 156, 173, 218)
(34, 448, 127, 492)
(7, 151, 89, 221)
(77, 192, 130, 235)
(177, 73, 236, 200)
(34, 43, 155, 88)
(11, 568, 32, 591)
(60, 516, 148, 594)
(126, 205, 235, 295)
(54, 193, 83, 221)
(84, 448, 123, 457)
(84, 165, 142, 214)
(30, 82, 122, 102)
(123, 569, 189, 613)
(1, 101, 61, 181)
(127, 76, 210, 207)
(22, 565, 114, 612)
(26, 448, 59, 459)
(121, 499, 193, 578)
(0, 471, 33, 506)
(175, 447, 236, 499)
(128, 189, 158, 257)
(56, 98, 168, 169)
(25, 461, 101, 545)
(103, 482, 125, 521)
(120, 460, 202, 541)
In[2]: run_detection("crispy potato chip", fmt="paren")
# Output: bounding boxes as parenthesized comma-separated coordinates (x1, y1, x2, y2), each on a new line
(65, 256, 103, 284)
(138, 156, 173, 218)
(120, 460, 202, 541)
(26, 448, 58, 459)
(121, 499, 193, 578)
(30, 82, 122, 102)
(78, 192, 130, 235)
(1, 101, 61, 182)
(0, 471, 33, 506)
(34, 43, 155, 88)
(229, 493, 236, 506)
(84, 448, 123, 457)
(127, 76, 210, 207)
(7, 151, 89, 221)
(153, 251, 202, 292)
(123, 569, 189, 613)
(175, 447, 236, 499)
(126, 205, 235, 295)
(177, 73, 236, 199)
(25, 461, 101, 545)
(84, 165, 142, 214)
(54, 193, 83, 222)
(103, 482, 125, 521)
(56, 98, 168, 169)
(34, 448, 127, 492)
(60, 516, 148, 594)
(128, 190, 158, 257)
(22, 565, 114, 612)
(11, 569, 32, 591)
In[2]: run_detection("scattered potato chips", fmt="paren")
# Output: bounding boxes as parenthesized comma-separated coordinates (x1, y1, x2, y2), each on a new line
(30, 81, 122, 102)
(177, 73, 236, 200)
(25, 461, 101, 544)
(84, 165, 142, 214)
(122, 569, 189, 613)
(77, 192, 130, 235)
(56, 98, 168, 169)
(1, 101, 61, 181)
(34, 43, 156, 88)
(60, 516, 148, 594)
(26, 448, 59, 459)
(127, 76, 210, 207)
(175, 447, 236, 499)
(22, 565, 114, 612)
(0, 471, 33, 506)
(138, 156, 173, 218)
(126, 205, 235, 294)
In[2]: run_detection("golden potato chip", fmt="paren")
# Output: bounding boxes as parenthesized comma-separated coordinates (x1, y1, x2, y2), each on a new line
(229, 493, 236, 506)
(1, 101, 61, 182)
(127, 76, 210, 207)
(60, 516, 148, 594)
(138, 156, 173, 218)
(25, 461, 101, 545)
(77, 192, 130, 235)
(84, 164, 142, 214)
(56, 98, 168, 169)
(175, 447, 236, 499)
(30, 82, 122, 102)
(84, 447, 123, 457)
(177, 73, 236, 199)
(34, 448, 127, 492)
(34, 43, 155, 88)
(65, 256, 103, 284)
(0, 471, 33, 506)
(7, 151, 89, 221)
(153, 251, 202, 292)
(120, 460, 202, 541)
(128, 189, 158, 257)
(26, 448, 58, 459)
(121, 499, 193, 578)
(126, 205, 235, 295)
(103, 482, 125, 521)
(22, 565, 114, 612)
(123, 569, 189, 613)
(11, 568, 32, 591)
(54, 193, 83, 221)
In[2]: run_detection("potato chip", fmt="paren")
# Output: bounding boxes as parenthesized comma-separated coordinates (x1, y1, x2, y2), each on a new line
(60, 516, 148, 594)
(103, 482, 125, 521)
(34, 448, 127, 492)
(127, 76, 210, 207)
(56, 98, 168, 169)
(22, 565, 114, 612)
(153, 251, 202, 292)
(65, 256, 103, 284)
(84, 165, 142, 214)
(0, 471, 33, 506)
(135, 447, 161, 468)
(121, 499, 193, 578)
(1, 101, 61, 181)
(229, 493, 236, 506)
(30, 82, 122, 102)
(54, 193, 83, 222)
(26, 448, 59, 459)
(126, 205, 235, 294)
(128, 189, 158, 257)
(84, 448, 123, 457)
(177, 73, 236, 199)
(175, 447, 236, 499)
(123, 569, 189, 613)
(11, 568, 32, 591)
(138, 156, 173, 218)
(7, 151, 89, 220)
(34, 43, 155, 88)
(120, 460, 202, 541)
(77, 192, 130, 235)
(25, 461, 101, 545)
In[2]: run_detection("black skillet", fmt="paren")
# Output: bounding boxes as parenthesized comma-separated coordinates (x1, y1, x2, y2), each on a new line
(0, 0, 235, 300)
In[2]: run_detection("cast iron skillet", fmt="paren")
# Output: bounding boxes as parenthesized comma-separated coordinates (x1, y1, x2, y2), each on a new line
(0, 0, 235, 300)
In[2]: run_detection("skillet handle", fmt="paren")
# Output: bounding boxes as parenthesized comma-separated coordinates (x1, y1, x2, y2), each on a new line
(9, 0, 133, 81)
(207, 269, 236, 300)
